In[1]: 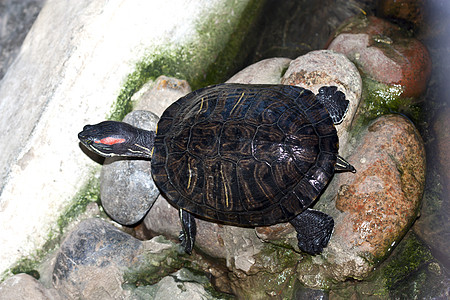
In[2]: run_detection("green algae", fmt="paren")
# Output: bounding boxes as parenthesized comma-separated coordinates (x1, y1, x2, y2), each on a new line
(382, 233, 434, 290)
(327, 233, 439, 299)
(350, 76, 423, 139)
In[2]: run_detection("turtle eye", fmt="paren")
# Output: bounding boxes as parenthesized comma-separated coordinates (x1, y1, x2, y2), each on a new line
(95, 137, 126, 145)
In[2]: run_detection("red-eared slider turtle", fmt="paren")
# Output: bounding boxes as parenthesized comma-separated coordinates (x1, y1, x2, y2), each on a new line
(78, 84, 355, 255)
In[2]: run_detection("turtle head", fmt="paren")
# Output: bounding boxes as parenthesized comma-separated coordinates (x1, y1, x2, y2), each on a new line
(78, 121, 155, 158)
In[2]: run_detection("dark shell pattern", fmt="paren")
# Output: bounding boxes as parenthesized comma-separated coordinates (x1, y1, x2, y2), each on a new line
(151, 84, 339, 226)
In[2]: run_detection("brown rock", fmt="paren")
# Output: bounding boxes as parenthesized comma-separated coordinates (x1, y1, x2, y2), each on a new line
(334, 114, 425, 259)
(327, 15, 431, 98)
(295, 114, 426, 287)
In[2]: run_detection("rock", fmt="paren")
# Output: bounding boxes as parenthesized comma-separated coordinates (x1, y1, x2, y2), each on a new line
(133, 76, 191, 117)
(0, 273, 61, 300)
(327, 15, 431, 98)
(0, 0, 260, 275)
(226, 57, 292, 84)
(334, 115, 425, 258)
(296, 114, 425, 286)
(52, 218, 185, 299)
(52, 218, 143, 299)
(281, 49, 362, 148)
(100, 110, 160, 225)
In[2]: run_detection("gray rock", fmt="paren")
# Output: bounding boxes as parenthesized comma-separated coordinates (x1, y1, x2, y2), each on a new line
(52, 218, 143, 299)
(0, 273, 61, 300)
(100, 110, 160, 225)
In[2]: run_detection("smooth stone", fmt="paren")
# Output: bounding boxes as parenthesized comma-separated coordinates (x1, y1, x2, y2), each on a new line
(100, 110, 159, 225)
(226, 57, 292, 84)
(0, 273, 61, 300)
(281, 49, 362, 149)
(327, 15, 431, 98)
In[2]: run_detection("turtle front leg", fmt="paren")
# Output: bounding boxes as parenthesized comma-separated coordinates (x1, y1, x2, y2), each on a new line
(290, 208, 334, 255)
(179, 209, 197, 254)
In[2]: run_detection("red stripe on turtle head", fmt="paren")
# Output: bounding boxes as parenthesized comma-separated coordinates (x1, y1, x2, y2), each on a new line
(95, 137, 126, 145)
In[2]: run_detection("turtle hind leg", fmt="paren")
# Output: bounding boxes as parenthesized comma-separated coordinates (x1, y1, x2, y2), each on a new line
(316, 86, 349, 125)
(290, 208, 334, 255)
(179, 209, 197, 254)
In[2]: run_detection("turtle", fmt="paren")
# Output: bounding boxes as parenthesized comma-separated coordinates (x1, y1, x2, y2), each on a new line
(78, 83, 355, 255)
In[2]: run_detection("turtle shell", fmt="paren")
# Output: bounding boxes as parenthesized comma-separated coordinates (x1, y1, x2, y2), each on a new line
(151, 84, 339, 226)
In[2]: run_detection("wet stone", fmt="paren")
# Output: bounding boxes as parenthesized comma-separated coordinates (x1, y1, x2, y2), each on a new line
(327, 15, 431, 98)
(100, 110, 160, 225)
